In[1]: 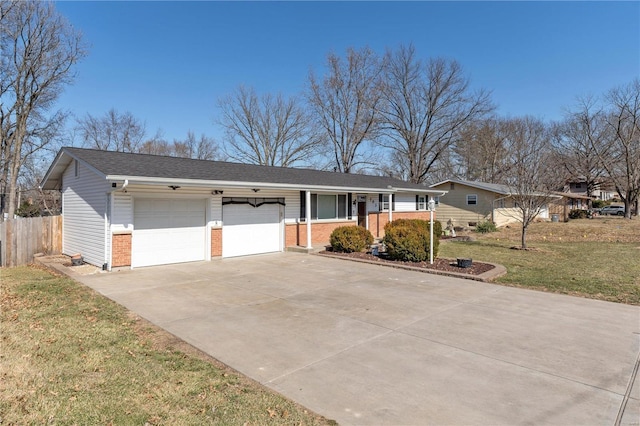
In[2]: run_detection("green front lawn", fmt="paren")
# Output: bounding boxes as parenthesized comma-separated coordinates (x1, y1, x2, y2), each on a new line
(439, 221, 640, 304)
(0, 266, 335, 425)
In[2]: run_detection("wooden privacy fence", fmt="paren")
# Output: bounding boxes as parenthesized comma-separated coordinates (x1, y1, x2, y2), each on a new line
(0, 216, 62, 267)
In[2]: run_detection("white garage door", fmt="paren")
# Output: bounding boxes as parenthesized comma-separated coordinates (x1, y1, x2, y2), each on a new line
(222, 202, 281, 258)
(133, 198, 206, 267)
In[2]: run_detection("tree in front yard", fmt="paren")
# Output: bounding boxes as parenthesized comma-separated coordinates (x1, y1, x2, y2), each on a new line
(0, 0, 87, 219)
(501, 117, 562, 249)
(598, 79, 640, 218)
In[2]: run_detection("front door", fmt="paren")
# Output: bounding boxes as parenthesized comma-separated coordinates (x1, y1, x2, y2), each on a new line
(357, 201, 367, 227)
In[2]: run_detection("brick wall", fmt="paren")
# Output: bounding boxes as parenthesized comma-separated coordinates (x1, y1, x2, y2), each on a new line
(285, 221, 356, 247)
(211, 227, 222, 257)
(285, 224, 299, 247)
(112, 233, 132, 267)
(368, 211, 437, 238)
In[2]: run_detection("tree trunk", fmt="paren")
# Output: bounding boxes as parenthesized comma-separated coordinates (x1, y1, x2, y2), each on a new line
(521, 223, 528, 250)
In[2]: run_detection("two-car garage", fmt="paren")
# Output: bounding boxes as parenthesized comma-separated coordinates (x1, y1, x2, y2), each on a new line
(131, 197, 283, 267)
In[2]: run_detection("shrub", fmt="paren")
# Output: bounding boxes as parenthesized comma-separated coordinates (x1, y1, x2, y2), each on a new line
(383, 219, 440, 262)
(330, 226, 373, 253)
(592, 199, 605, 209)
(569, 209, 588, 219)
(475, 221, 497, 233)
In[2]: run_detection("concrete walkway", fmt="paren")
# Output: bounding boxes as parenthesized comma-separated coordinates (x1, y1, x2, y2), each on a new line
(59, 253, 638, 425)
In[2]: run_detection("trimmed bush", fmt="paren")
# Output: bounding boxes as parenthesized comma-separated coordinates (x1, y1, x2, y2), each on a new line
(330, 226, 374, 253)
(383, 219, 440, 262)
(592, 199, 605, 209)
(569, 209, 588, 219)
(475, 221, 497, 233)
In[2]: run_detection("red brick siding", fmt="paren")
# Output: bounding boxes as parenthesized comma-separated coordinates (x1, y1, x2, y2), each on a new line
(285, 223, 299, 247)
(211, 228, 222, 257)
(368, 211, 437, 238)
(285, 221, 356, 247)
(112, 233, 132, 267)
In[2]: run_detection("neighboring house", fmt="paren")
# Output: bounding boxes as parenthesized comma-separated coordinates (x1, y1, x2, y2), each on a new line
(566, 179, 618, 201)
(41, 148, 446, 270)
(429, 179, 555, 227)
(548, 192, 592, 222)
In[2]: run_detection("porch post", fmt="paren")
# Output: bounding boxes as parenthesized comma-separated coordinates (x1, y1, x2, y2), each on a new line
(388, 193, 393, 223)
(305, 190, 312, 248)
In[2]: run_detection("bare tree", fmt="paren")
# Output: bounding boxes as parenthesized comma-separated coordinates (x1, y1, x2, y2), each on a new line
(597, 79, 640, 218)
(454, 117, 512, 183)
(307, 47, 383, 173)
(173, 131, 221, 161)
(76, 108, 146, 152)
(14, 153, 61, 216)
(218, 86, 321, 167)
(378, 45, 493, 184)
(501, 117, 561, 249)
(553, 96, 609, 197)
(138, 130, 173, 156)
(0, 0, 86, 218)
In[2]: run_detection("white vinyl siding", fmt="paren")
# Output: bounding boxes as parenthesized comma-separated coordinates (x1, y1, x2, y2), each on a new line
(62, 161, 109, 267)
(111, 192, 133, 232)
(393, 193, 425, 212)
(210, 189, 298, 224)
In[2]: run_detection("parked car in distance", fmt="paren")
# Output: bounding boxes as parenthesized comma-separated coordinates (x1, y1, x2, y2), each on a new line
(599, 205, 626, 216)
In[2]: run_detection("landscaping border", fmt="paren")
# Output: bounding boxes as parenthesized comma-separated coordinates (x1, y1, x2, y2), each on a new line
(317, 252, 506, 282)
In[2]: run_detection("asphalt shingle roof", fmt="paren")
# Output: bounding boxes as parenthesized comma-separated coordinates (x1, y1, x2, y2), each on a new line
(47, 147, 434, 192)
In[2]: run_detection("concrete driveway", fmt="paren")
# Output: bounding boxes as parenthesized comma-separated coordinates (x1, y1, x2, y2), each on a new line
(73, 253, 639, 425)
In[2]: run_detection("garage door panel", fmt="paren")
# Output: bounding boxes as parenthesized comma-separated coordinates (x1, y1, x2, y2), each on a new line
(133, 198, 206, 267)
(222, 203, 281, 258)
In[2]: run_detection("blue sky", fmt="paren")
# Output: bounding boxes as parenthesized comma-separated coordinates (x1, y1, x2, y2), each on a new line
(55, 1, 640, 144)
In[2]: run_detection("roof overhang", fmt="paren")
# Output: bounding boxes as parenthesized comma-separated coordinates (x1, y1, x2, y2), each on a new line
(105, 175, 448, 195)
(40, 149, 107, 190)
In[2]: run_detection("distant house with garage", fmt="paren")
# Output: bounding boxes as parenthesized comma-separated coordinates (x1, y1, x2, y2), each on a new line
(429, 179, 554, 228)
(548, 192, 592, 222)
(41, 148, 446, 270)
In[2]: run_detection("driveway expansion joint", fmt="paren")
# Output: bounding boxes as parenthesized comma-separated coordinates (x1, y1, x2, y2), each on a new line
(615, 348, 640, 425)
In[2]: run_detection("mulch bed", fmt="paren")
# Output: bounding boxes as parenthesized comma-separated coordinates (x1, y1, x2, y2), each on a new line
(320, 250, 495, 276)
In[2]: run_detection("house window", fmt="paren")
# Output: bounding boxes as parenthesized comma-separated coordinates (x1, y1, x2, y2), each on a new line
(381, 194, 390, 211)
(575, 183, 583, 189)
(450, 182, 455, 190)
(337, 194, 347, 219)
(310, 194, 348, 220)
(418, 195, 426, 210)
(495, 198, 505, 208)
(433, 196, 440, 206)
(467, 194, 477, 205)
(74, 160, 78, 177)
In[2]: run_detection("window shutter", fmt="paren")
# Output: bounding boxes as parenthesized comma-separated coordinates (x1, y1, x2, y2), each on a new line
(299, 191, 306, 221)
(416, 195, 419, 210)
(379, 194, 383, 212)
(347, 193, 352, 219)
(392, 197, 396, 212)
